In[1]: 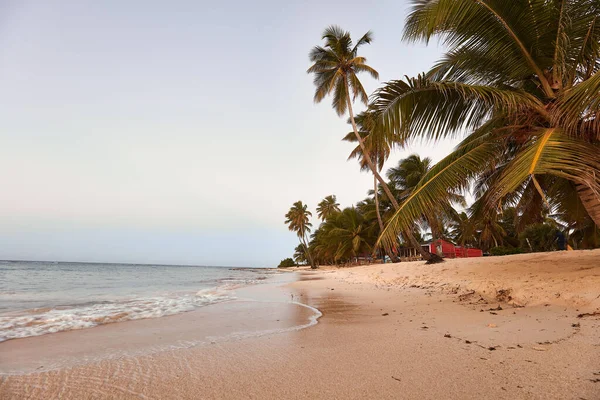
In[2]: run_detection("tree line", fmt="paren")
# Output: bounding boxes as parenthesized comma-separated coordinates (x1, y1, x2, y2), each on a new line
(282, 1, 600, 268)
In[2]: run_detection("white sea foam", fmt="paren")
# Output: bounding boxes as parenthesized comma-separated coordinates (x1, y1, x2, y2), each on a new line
(0, 287, 236, 342)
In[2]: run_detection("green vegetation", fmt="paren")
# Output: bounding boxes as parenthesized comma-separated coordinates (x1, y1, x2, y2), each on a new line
(277, 258, 296, 268)
(519, 223, 560, 253)
(285, 201, 317, 269)
(284, 2, 600, 266)
(489, 247, 524, 257)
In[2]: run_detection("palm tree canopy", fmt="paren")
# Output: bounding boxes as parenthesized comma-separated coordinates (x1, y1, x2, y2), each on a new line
(285, 201, 313, 239)
(387, 154, 432, 195)
(316, 195, 341, 221)
(312, 207, 377, 262)
(373, 0, 600, 249)
(307, 25, 379, 115)
(343, 111, 393, 172)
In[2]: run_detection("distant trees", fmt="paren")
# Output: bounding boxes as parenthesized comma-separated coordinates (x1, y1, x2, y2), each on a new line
(285, 201, 316, 269)
(277, 258, 296, 268)
(283, 153, 597, 267)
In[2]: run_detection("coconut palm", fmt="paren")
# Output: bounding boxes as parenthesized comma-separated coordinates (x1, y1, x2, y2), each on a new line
(316, 195, 341, 221)
(285, 201, 317, 269)
(308, 27, 441, 262)
(313, 207, 377, 263)
(387, 155, 432, 198)
(371, 0, 600, 249)
(293, 244, 308, 265)
(449, 212, 478, 247)
(343, 111, 396, 260)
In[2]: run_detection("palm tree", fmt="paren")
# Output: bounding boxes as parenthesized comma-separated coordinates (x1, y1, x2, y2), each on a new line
(308, 26, 440, 262)
(316, 195, 341, 221)
(387, 154, 432, 197)
(312, 207, 377, 263)
(285, 201, 317, 269)
(343, 111, 395, 260)
(450, 212, 478, 248)
(371, 1, 600, 249)
(293, 244, 308, 265)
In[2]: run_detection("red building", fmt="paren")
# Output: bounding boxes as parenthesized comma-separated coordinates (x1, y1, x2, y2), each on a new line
(422, 239, 483, 258)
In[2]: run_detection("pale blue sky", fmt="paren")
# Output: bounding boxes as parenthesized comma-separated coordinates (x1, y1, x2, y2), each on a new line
(0, 0, 458, 267)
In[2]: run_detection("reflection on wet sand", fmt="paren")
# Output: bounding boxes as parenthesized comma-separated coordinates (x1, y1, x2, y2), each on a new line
(292, 272, 363, 322)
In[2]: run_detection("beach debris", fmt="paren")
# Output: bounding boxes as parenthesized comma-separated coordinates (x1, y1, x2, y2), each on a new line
(589, 379, 600, 383)
(487, 323, 497, 328)
(577, 311, 600, 318)
(490, 312, 498, 315)
(421, 326, 429, 330)
(444, 333, 452, 338)
(391, 376, 402, 382)
(382, 313, 389, 316)
(465, 340, 472, 344)
(496, 289, 513, 302)
(488, 346, 497, 351)
(532, 346, 548, 351)
(458, 290, 475, 301)
(488, 305, 503, 311)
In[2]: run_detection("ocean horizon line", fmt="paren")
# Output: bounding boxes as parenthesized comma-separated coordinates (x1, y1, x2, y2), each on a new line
(0, 259, 271, 269)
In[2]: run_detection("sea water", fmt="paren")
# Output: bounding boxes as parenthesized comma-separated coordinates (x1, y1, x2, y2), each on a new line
(0, 261, 279, 342)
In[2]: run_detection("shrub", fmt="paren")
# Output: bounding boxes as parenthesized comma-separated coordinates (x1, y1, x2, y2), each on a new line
(519, 223, 560, 252)
(277, 258, 296, 268)
(490, 246, 524, 256)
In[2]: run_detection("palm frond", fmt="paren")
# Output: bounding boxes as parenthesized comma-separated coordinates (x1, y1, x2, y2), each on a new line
(370, 74, 544, 142)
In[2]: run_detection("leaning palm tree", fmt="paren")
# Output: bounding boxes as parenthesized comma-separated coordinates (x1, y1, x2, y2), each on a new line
(316, 195, 341, 221)
(371, 1, 600, 249)
(285, 201, 317, 269)
(343, 111, 395, 260)
(308, 25, 440, 262)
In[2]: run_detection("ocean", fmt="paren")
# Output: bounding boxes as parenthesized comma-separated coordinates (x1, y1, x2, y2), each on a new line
(0, 260, 281, 342)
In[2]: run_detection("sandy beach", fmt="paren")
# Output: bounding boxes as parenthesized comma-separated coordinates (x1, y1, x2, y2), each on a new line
(1, 250, 599, 399)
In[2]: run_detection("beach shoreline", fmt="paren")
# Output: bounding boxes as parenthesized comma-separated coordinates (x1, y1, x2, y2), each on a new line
(1, 250, 599, 399)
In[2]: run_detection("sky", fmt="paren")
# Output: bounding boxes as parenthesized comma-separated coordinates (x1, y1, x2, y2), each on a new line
(0, 0, 461, 267)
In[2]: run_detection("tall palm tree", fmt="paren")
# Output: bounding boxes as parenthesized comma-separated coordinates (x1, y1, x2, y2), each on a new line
(371, 1, 600, 249)
(343, 111, 395, 260)
(285, 201, 317, 269)
(308, 25, 440, 262)
(316, 195, 341, 221)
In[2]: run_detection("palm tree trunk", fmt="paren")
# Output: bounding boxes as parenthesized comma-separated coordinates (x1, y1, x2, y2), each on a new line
(374, 175, 385, 234)
(577, 183, 600, 228)
(374, 175, 398, 263)
(300, 236, 317, 269)
(344, 81, 437, 262)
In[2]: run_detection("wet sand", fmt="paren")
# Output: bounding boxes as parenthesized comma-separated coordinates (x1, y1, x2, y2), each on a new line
(1, 251, 599, 399)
